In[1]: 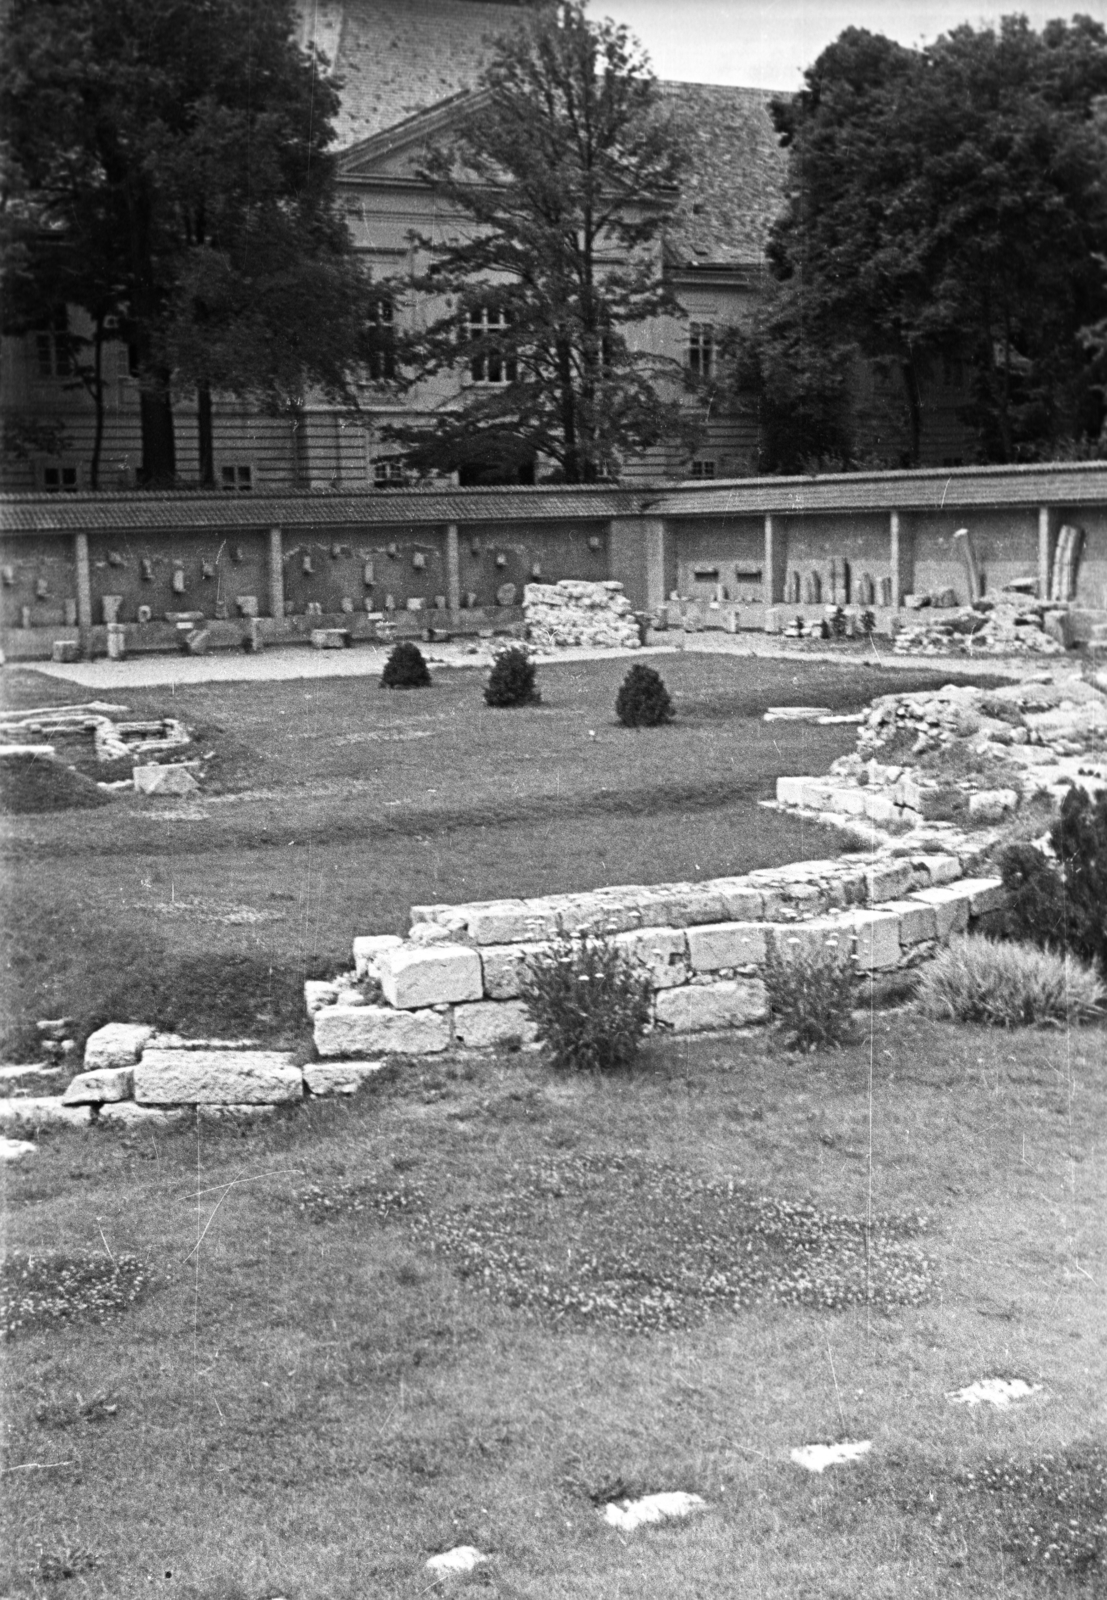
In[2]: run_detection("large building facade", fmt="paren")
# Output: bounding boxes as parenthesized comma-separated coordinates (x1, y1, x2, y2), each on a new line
(0, 0, 971, 494)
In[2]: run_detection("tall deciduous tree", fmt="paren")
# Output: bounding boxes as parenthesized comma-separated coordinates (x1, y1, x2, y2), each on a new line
(387, 1, 696, 484)
(1, 0, 371, 486)
(746, 16, 1107, 471)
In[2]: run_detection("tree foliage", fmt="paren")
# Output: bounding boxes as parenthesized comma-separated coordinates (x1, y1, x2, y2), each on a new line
(386, 1, 697, 484)
(743, 16, 1107, 471)
(0, 0, 372, 485)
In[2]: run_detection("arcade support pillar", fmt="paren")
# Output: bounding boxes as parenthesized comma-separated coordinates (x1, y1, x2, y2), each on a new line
(268, 526, 284, 620)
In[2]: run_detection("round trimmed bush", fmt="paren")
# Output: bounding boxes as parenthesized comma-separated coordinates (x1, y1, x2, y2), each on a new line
(380, 640, 431, 689)
(615, 663, 674, 728)
(484, 645, 540, 708)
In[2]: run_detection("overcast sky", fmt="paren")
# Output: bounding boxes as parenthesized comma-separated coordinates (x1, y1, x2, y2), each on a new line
(603, 1, 1100, 89)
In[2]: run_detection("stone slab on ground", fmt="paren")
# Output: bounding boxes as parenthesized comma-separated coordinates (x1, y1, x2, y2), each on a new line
(98, 1102, 188, 1126)
(315, 1005, 451, 1058)
(909, 883, 973, 939)
(655, 979, 768, 1032)
(452, 1000, 537, 1049)
(377, 943, 482, 1009)
(1, 1136, 38, 1161)
(303, 1061, 385, 1096)
(84, 1022, 154, 1071)
(0, 1096, 89, 1128)
(133, 763, 199, 796)
(134, 1049, 303, 1104)
(62, 1066, 134, 1105)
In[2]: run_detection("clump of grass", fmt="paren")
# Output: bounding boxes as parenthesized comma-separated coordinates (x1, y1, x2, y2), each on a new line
(916, 935, 1104, 1027)
(520, 932, 652, 1072)
(1, 1252, 150, 1339)
(294, 1154, 933, 1331)
(959, 1444, 1106, 1579)
(763, 930, 863, 1050)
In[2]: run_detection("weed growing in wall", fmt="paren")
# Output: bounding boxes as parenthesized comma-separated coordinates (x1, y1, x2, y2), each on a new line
(520, 932, 652, 1071)
(763, 931, 862, 1051)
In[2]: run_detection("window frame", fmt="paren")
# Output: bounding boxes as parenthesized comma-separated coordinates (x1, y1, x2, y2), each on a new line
(688, 322, 715, 381)
(464, 304, 518, 386)
(219, 463, 254, 493)
(689, 458, 717, 480)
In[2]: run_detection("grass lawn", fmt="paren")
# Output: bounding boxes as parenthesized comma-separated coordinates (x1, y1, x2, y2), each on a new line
(2, 1012, 1104, 1597)
(0, 652, 1001, 1055)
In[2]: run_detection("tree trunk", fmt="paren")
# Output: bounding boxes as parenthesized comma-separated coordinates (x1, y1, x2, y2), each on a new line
(89, 316, 105, 491)
(197, 383, 215, 487)
(138, 368, 176, 485)
(900, 357, 922, 467)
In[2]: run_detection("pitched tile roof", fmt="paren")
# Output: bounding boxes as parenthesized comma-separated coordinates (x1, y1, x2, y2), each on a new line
(659, 83, 788, 270)
(304, 0, 539, 148)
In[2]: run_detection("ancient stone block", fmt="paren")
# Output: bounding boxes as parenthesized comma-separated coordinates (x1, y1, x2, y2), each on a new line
(655, 980, 768, 1033)
(776, 776, 810, 807)
(480, 943, 549, 1000)
(614, 926, 689, 987)
(961, 877, 1006, 916)
(912, 854, 961, 886)
(863, 794, 901, 825)
(866, 861, 915, 903)
(133, 764, 199, 796)
(52, 640, 80, 664)
(134, 1050, 303, 1104)
(880, 899, 939, 946)
(686, 922, 766, 972)
(303, 1061, 385, 1096)
(311, 628, 350, 649)
(452, 1000, 538, 1048)
(304, 981, 339, 1016)
(314, 1005, 450, 1058)
(62, 1066, 133, 1105)
(84, 1022, 154, 1071)
(834, 909, 903, 969)
(377, 944, 482, 1009)
(464, 900, 540, 945)
(967, 789, 1019, 823)
(352, 934, 404, 977)
(907, 884, 972, 939)
(236, 595, 259, 617)
(714, 882, 764, 922)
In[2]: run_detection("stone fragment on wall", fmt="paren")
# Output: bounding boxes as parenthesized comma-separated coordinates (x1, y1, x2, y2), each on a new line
(62, 1066, 134, 1105)
(303, 1061, 385, 1096)
(523, 579, 640, 651)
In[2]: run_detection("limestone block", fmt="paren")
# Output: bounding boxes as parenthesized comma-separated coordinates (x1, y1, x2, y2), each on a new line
(574, 892, 644, 934)
(893, 775, 924, 810)
(557, 894, 615, 935)
(687, 922, 766, 972)
(377, 944, 482, 1009)
(452, 1000, 538, 1048)
(866, 861, 915, 903)
(880, 899, 939, 946)
(909, 884, 972, 939)
(834, 910, 903, 970)
(133, 764, 199, 796)
(639, 886, 728, 929)
(480, 942, 549, 1000)
(352, 934, 404, 977)
(968, 789, 1019, 823)
(614, 926, 689, 987)
(463, 900, 538, 945)
(98, 1102, 187, 1126)
(311, 628, 350, 650)
(961, 877, 1006, 916)
(713, 882, 764, 922)
(314, 1005, 450, 1058)
(828, 787, 869, 817)
(134, 1050, 302, 1104)
(655, 980, 768, 1033)
(776, 776, 810, 807)
(864, 793, 901, 825)
(304, 981, 339, 1016)
(84, 1022, 154, 1071)
(0, 1096, 90, 1128)
(913, 854, 961, 886)
(303, 1061, 385, 1096)
(763, 919, 851, 962)
(62, 1066, 133, 1105)
(409, 923, 455, 946)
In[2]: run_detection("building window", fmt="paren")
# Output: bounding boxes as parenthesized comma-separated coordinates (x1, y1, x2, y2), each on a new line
(373, 459, 405, 488)
(220, 464, 253, 491)
(41, 464, 79, 492)
(466, 305, 517, 385)
(688, 322, 714, 380)
(35, 312, 73, 378)
(689, 458, 716, 479)
(366, 299, 396, 382)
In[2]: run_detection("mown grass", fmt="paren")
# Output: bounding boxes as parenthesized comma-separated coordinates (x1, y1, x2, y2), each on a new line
(0, 653, 999, 1056)
(2, 1013, 1103, 1598)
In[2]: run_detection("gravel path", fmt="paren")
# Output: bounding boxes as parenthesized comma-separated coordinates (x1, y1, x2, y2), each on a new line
(11, 630, 1054, 690)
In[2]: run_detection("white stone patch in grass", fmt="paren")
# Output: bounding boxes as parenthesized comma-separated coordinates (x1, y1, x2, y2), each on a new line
(601, 1492, 706, 1531)
(764, 706, 834, 722)
(790, 1441, 872, 1473)
(0, 1136, 37, 1161)
(946, 1378, 1042, 1409)
(425, 1545, 488, 1577)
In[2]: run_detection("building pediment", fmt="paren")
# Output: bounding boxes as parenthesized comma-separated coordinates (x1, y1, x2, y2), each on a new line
(338, 90, 490, 184)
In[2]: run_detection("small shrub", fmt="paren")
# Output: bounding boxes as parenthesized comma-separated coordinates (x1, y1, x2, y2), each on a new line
(1000, 784, 1107, 973)
(763, 931, 863, 1051)
(380, 640, 431, 689)
(484, 644, 540, 708)
(615, 664, 674, 728)
(520, 932, 652, 1071)
(916, 935, 1104, 1027)
(860, 609, 876, 636)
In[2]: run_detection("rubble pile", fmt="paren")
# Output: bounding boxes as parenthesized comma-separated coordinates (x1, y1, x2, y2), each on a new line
(893, 596, 1064, 657)
(524, 580, 641, 651)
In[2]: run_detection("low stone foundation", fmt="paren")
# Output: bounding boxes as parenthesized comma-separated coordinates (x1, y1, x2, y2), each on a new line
(308, 845, 1005, 1057)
